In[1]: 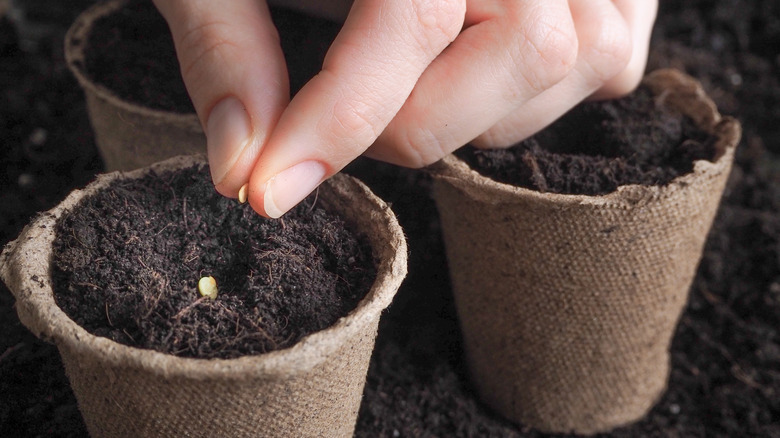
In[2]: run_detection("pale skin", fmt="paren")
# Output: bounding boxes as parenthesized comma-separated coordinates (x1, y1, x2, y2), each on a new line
(152, 0, 658, 218)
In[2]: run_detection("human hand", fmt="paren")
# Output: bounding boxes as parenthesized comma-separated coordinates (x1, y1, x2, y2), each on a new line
(152, 0, 658, 217)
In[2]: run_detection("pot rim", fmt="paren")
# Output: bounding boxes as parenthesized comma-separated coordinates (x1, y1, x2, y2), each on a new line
(64, 0, 202, 132)
(0, 154, 407, 380)
(430, 69, 741, 209)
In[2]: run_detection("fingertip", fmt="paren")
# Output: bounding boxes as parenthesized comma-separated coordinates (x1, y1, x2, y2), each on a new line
(591, 0, 657, 100)
(210, 130, 267, 198)
(242, 178, 270, 218)
(246, 160, 329, 219)
(589, 69, 644, 100)
(154, 0, 289, 198)
(206, 97, 253, 185)
(261, 180, 285, 219)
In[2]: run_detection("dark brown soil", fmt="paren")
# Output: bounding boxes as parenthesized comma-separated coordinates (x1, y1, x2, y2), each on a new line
(51, 164, 376, 359)
(83, 0, 339, 114)
(82, 0, 191, 113)
(456, 86, 717, 195)
(1, 0, 778, 437)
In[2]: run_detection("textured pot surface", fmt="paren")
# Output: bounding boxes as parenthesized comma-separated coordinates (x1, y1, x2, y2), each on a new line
(432, 69, 741, 434)
(0, 155, 408, 438)
(65, 0, 205, 171)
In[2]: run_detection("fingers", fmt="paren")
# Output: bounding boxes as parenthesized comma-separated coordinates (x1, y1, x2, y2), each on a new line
(591, 0, 658, 99)
(158, 0, 656, 217)
(472, 0, 633, 148)
(152, 0, 289, 197)
(365, 0, 579, 167)
(245, 0, 466, 217)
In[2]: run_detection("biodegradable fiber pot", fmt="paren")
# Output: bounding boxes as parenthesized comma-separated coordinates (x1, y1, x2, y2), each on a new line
(431, 69, 741, 434)
(65, 0, 205, 171)
(0, 155, 407, 438)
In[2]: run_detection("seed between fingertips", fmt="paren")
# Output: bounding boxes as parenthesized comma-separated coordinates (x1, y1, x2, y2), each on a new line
(198, 276, 218, 299)
(238, 184, 248, 204)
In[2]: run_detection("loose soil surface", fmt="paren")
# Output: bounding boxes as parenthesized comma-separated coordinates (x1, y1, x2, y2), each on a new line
(1, 1, 778, 437)
(83, 0, 340, 113)
(456, 85, 717, 195)
(82, 0, 191, 113)
(52, 164, 375, 359)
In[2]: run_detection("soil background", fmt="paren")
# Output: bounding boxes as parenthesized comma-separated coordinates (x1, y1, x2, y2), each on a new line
(1, 1, 778, 437)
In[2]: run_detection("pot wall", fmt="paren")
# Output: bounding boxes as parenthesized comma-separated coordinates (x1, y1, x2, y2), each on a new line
(65, 0, 205, 171)
(0, 155, 407, 438)
(432, 69, 741, 434)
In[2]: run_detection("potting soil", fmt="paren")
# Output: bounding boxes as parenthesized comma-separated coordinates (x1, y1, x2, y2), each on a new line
(82, 0, 192, 114)
(51, 164, 376, 359)
(83, 0, 340, 113)
(456, 86, 717, 196)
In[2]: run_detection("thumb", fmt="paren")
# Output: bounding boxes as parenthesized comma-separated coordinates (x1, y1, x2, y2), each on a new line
(153, 0, 289, 198)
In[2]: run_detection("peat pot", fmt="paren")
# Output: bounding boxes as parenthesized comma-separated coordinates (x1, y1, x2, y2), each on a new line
(65, 0, 204, 171)
(431, 69, 741, 434)
(0, 155, 407, 438)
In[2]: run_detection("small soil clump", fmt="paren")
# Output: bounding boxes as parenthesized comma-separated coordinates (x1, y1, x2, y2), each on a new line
(51, 164, 376, 359)
(456, 86, 717, 195)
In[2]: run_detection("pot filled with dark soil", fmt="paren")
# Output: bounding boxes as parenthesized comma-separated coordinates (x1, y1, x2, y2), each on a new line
(0, 155, 407, 438)
(63, 0, 340, 173)
(430, 69, 741, 434)
(64, 0, 204, 171)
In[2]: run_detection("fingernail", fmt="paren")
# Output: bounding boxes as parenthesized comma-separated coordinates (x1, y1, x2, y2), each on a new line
(206, 97, 252, 185)
(263, 161, 327, 218)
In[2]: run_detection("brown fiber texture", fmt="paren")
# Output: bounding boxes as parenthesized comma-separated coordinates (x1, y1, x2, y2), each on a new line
(430, 69, 741, 435)
(0, 155, 408, 438)
(65, 0, 205, 171)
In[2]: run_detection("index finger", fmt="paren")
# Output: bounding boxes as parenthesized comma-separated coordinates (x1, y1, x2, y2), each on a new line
(246, 0, 466, 217)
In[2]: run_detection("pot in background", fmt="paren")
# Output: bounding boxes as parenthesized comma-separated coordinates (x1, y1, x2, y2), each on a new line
(65, 0, 204, 171)
(431, 69, 741, 434)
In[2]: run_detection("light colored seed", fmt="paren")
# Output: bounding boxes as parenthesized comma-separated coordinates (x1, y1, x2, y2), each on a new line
(238, 184, 248, 204)
(198, 276, 218, 299)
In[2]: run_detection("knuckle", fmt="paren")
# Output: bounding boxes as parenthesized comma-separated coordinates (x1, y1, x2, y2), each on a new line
(598, 65, 645, 99)
(507, 10, 578, 94)
(582, 14, 633, 83)
(175, 20, 241, 79)
(473, 125, 514, 149)
(395, 124, 449, 168)
(330, 97, 383, 151)
(410, 0, 466, 53)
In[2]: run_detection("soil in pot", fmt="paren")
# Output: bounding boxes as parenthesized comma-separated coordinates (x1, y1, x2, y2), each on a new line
(81, 0, 340, 114)
(455, 85, 718, 195)
(51, 164, 376, 359)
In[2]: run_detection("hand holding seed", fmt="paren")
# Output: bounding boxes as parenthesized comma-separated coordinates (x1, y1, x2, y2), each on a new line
(153, 0, 657, 217)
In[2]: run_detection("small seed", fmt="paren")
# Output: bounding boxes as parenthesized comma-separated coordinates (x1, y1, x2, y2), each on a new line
(238, 184, 248, 204)
(198, 276, 218, 299)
